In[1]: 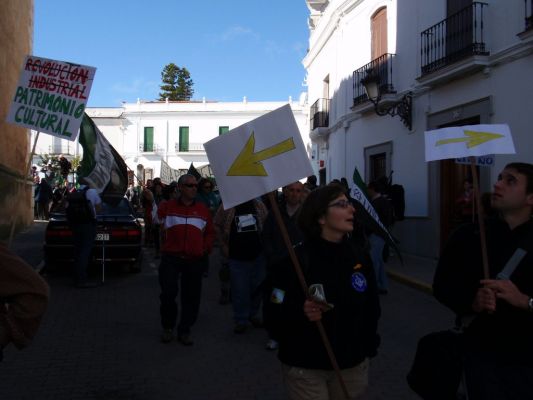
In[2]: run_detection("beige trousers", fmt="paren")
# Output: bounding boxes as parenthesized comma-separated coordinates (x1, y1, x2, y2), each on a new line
(282, 358, 369, 400)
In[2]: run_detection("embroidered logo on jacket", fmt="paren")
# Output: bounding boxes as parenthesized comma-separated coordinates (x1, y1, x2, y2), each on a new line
(270, 288, 286, 304)
(351, 272, 367, 292)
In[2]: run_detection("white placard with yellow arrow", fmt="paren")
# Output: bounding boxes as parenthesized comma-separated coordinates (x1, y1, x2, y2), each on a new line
(204, 104, 313, 209)
(424, 124, 515, 162)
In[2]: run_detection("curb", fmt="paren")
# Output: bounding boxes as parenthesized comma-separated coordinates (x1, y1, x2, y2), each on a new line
(387, 269, 433, 295)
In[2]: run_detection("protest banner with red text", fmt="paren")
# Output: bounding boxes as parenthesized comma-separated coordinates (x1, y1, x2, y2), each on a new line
(6, 55, 96, 141)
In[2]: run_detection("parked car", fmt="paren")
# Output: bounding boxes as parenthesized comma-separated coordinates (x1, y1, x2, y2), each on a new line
(43, 195, 143, 272)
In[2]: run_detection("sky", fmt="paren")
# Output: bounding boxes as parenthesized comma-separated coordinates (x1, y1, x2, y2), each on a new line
(34, 0, 310, 107)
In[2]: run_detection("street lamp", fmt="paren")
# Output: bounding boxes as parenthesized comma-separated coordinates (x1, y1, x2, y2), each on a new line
(361, 72, 413, 130)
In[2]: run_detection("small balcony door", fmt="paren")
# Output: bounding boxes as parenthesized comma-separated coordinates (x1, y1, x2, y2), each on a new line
(446, 0, 473, 60)
(371, 7, 388, 60)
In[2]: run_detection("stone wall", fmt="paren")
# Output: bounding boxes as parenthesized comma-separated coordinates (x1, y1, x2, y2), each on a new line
(0, 1, 34, 240)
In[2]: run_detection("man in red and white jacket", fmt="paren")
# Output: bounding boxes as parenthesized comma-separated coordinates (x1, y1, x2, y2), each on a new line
(152, 174, 215, 345)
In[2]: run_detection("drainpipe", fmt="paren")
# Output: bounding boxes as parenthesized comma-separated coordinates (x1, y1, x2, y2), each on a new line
(164, 98, 169, 163)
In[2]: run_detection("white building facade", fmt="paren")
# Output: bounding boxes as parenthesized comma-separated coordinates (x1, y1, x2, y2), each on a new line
(304, 0, 533, 257)
(31, 98, 311, 184)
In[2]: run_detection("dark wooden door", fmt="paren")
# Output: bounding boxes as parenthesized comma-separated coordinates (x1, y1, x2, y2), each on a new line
(446, 0, 473, 60)
(438, 115, 479, 248)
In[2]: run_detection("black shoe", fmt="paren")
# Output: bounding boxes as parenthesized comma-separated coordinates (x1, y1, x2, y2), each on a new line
(76, 281, 99, 288)
(234, 324, 247, 334)
(177, 334, 193, 346)
(161, 329, 174, 343)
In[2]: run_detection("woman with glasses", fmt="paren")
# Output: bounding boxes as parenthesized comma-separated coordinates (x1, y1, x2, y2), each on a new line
(269, 184, 380, 400)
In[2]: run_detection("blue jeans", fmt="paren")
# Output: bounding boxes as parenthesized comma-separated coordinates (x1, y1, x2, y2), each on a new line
(229, 256, 266, 325)
(369, 233, 387, 291)
(158, 254, 204, 335)
(72, 222, 97, 284)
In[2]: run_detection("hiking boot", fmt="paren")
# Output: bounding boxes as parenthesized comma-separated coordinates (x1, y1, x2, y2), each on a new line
(177, 334, 194, 346)
(161, 329, 174, 343)
(233, 323, 247, 334)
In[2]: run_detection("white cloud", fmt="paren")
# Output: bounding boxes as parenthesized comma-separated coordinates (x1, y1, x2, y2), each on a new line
(208, 25, 260, 43)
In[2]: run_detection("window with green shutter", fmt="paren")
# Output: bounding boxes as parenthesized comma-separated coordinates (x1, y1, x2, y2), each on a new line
(179, 126, 189, 152)
(144, 127, 154, 152)
(219, 126, 229, 135)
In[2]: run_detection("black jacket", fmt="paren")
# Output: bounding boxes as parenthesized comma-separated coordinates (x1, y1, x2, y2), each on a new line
(261, 200, 304, 267)
(269, 237, 381, 370)
(433, 217, 533, 364)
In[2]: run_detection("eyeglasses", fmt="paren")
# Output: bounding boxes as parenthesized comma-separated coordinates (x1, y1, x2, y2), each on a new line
(328, 200, 354, 209)
(203, 185, 212, 190)
(182, 183, 198, 188)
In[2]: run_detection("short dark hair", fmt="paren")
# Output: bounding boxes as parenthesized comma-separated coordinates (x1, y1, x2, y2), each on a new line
(367, 180, 385, 194)
(298, 185, 347, 239)
(178, 174, 196, 186)
(505, 162, 533, 194)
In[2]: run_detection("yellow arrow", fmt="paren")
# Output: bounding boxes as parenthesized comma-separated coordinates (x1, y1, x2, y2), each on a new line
(227, 131, 296, 176)
(436, 130, 504, 149)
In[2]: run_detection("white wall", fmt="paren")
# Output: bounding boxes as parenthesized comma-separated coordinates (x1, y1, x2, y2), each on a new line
(304, 0, 533, 257)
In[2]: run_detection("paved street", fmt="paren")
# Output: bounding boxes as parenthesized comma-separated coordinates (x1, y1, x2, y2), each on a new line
(1, 223, 453, 400)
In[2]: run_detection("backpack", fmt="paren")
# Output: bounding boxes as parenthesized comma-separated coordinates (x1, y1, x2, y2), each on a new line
(66, 187, 95, 224)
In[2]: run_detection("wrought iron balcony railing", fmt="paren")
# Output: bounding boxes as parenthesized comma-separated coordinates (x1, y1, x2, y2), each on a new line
(174, 142, 204, 152)
(352, 53, 396, 107)
(310, 98, 330, 130)
(525, 0, 533, 31)
(420, 2, 489, 75)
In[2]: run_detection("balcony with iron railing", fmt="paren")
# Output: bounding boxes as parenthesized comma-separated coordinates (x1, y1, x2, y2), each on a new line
(310, 98, 330, 131)
(175, 142, 205, 153)
(420, 2, 489, 76)
(352, 53, 396, 107)
(139, 143, 165, 153)
(525, 0, 533, 31)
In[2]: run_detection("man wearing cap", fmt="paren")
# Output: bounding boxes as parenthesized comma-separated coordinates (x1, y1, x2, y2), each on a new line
(154, 174, 215, 345)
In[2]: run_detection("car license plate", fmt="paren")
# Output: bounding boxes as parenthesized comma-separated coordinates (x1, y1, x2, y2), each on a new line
(96, 233, 110, 241)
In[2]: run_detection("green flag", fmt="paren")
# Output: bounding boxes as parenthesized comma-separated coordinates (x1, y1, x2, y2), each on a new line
(187, 162, 202, 180)
(352, 165, 368, 198)
(78, 114, 128, 204)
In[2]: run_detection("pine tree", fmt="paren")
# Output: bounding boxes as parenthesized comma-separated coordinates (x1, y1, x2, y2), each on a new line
(158, 63, 194, 101)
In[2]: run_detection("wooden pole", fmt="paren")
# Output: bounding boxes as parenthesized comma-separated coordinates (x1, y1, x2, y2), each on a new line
(267, 192, 350, 399)
(469, 156, 490, 278)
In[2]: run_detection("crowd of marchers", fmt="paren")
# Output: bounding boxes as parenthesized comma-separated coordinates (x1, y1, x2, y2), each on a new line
(136, 161, 533, 400)
(3, 162, 533, 400)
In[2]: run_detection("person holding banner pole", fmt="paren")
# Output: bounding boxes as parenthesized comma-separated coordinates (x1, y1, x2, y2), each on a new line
(268, 185, 380, 400)
(433, 162, 533, 400)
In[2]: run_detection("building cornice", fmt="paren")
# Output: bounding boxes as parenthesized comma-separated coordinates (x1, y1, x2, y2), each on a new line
(303, 0, 364, 68)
